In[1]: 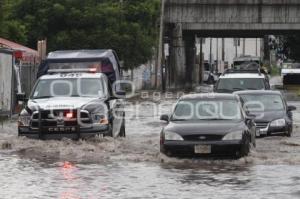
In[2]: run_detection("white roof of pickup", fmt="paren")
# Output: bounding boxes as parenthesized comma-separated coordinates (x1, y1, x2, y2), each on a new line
(40, 73, 106, 80)
(220, 73, 264, 79)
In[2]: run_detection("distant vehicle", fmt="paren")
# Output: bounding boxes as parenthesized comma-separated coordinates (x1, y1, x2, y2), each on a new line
(17, 50, 126, 139)
(203, 61, 218, 84)
(235, 90, 296, 137)
(281, 63, 300, 85)
(233, 55, 261, 69)
(160, 93, 256, 158)
(214, 69, 271, 93)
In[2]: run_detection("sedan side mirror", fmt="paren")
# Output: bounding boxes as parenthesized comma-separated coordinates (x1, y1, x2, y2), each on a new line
(160, 114, 169, 122)
(111, 90, 126, 100)
(288, 105, 297, 112)
(16, 93, 27, 102)
(245, 114, 255, 124)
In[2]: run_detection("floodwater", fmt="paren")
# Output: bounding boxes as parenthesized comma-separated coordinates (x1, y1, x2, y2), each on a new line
(0, 95, 300, 199)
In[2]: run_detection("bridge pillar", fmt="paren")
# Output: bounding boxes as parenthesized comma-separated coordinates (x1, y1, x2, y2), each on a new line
(170, 23, 186, 89)
(184, 35, 196, 89)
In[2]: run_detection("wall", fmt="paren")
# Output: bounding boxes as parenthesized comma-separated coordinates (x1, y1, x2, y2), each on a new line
(0, 49, 13, 116)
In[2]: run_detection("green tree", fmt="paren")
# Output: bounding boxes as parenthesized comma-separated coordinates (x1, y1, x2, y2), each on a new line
(0, 0, 27, 44)
(10, 0, 160, 69)
(283, 35, 300, 61)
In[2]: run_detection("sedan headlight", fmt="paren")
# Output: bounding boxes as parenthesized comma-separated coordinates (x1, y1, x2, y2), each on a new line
(222, 131, 243, 141)
(270, 119, 286, 127)
(18, 115, 31, 127)
(164, 131, 184, 141)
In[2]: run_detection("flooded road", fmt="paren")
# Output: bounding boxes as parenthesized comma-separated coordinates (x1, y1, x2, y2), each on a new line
(1, 95, 300, 198)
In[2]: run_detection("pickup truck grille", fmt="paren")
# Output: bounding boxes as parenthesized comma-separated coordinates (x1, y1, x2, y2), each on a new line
(30, 110, 91, 128)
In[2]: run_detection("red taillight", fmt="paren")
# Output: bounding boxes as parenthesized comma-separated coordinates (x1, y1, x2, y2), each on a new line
(66, 112, 73, 119)
(89, 68, 97, 72)
(63, 161, 74, 169)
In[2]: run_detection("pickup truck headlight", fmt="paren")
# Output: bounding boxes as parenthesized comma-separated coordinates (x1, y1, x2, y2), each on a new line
(164, 131, 184, 141)
(18, 114, 31, 127)
(92, 114, 109, 125)
(270, 119, 286, 127)
(222, 131, 243, 140)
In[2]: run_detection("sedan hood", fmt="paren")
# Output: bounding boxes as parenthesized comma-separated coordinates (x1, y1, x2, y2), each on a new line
(27, 97, 105, 111)
(252, 110, 286, 122)
(165, 121, 245, 136)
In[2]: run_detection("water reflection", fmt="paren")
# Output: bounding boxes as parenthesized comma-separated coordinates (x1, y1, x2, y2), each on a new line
(160, 161, 252, 188)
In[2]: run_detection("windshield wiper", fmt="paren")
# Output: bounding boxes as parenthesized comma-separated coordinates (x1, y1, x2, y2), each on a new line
(171, 118, 189, 121)
(201, 118, 234, 121)
(232, 88, 243, 91)
(33, 96, 53, 99)
(247, 88, 260, 90)
(216, 89, 232, 92)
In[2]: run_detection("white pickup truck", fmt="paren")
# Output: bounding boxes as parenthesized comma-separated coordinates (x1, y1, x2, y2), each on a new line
(281, 63, 300, 85)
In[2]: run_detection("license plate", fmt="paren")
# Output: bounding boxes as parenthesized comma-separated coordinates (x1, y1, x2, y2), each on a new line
(195, 145, 211, 154)
(47, 127, 77, 133)
(256, 130, 260, 136)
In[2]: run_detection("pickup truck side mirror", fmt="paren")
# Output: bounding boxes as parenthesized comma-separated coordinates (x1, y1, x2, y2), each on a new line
(288, 105, 296, 112)
(16, 93, 27, 102)
(160, 114, 169, 122)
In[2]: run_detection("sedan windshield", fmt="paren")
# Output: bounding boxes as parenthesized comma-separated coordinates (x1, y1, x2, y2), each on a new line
(217, 78, 265, 92)
(239, 94, 285, 112)
(31, 78, 105, 99)
(171, 100, 242, 121)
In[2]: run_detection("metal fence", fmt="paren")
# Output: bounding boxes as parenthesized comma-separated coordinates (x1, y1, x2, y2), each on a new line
(19, 63, 39, 97)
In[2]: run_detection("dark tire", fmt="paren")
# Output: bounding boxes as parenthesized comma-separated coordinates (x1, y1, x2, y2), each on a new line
(252, 136, 256, 148)
(119, 119, 126, 137)
(106, 125, 113, 137)
(208, 76, 214, 84)
(260, 134, 267, 138)
(239, 138, 250, 158)
(286, 128, 292, 137)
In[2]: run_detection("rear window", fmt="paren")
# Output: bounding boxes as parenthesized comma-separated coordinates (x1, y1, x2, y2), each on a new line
(217, 78, 265, 92)
(240, 94, 285, 111)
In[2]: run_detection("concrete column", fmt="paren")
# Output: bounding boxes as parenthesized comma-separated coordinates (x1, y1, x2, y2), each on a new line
(184, 35, 197, 88)
(171, 23, 186, 88)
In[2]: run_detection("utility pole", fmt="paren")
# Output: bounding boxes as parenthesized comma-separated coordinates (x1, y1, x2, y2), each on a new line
(234, 38, 238, 58)
(255, 38, 258, 56)
(216, 38, 219, 73)
(156, 0, 165, 90)
(222, 38, 225, 62)
(199, 38, 203, 84)
(243, 38, 246, 55)
(209, 38, 212, 71)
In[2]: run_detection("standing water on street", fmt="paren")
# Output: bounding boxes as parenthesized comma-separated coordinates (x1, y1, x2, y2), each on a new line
(0, 93, 300, 198)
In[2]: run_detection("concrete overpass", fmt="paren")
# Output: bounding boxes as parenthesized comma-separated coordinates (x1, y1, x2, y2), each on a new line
(163, 0, 300, 88)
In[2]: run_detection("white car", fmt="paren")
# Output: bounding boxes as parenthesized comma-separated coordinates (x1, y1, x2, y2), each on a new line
(214, 70, 271, 93)
(281, 63, 300, 85)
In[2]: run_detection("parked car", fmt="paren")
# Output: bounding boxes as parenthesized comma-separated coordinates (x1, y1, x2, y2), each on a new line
(281, 63, 300, 85)
(235, 90, 296, 137)
(203, 61, 218, 84)
(160, 93, 256, 158)
(214, 69, 270, 93)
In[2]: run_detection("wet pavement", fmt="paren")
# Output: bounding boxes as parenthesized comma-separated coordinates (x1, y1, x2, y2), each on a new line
(0, 92, 300, 198)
